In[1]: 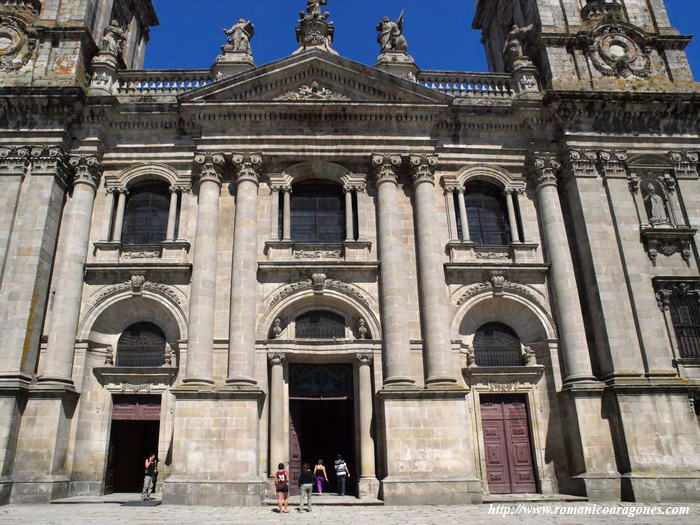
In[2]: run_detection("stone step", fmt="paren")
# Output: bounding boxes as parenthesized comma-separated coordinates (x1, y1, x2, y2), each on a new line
(482, 493, 589, 504)
(50, 493, 162, 505)
(264, 494, 383, 506)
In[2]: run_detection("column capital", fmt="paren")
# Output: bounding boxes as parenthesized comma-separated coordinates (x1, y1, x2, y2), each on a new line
(356, 353, 373, 366)
(408, 154, 439, 186)
(268, 353, 286, 366)
(528, 152, 561, 188)
(68, 155, 103, 189)
(26, 146, 71, 187)
(565, 149, 599, 179)
(344, 183, 366, 193)
(117, 186, 129, 195)
(669, 150, 699, 179)
(371, 153, 402, 185)
(0, 145, 31, 174)
(598, 150, 628, 178)
(231, 152, 264, 184)
(194, 152, 226, 186)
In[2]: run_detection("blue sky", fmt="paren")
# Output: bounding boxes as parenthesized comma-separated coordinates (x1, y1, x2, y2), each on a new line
(146, 0, 700, 77)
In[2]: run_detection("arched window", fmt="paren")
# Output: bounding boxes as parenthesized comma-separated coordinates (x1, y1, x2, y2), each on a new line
(296, 310, 345, 339)
(116, 322, 166, 367)
(122, 182, 170, 245)
(290, 181, 345, 243)
(464, 182, 511, 245)
(473, 322, 522, 366)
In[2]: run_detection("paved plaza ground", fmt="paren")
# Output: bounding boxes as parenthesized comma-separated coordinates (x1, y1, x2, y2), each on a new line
(0, 502, 697, 525)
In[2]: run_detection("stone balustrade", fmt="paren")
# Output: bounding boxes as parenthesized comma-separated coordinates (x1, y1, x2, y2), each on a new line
(115, 70, 213, 95)
(417, 70, 514, 99)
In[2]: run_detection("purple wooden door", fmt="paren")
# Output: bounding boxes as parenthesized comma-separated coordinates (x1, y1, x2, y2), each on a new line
(288, 403, 302, 496)
(481, 396, 537, 494)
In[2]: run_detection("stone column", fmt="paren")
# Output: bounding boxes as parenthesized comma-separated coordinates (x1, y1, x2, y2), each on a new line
(344, 185, 354, 241)
(166, 186, 179, 241)
(505, 189, 521, 242)
(529, 154, 595, 383)
(268, 353, 285, 475)
(40, 155, 102, 384)
(456, 188, 471, 242)
(102, 188, 116, 241)
(227, 153, 264, 387)
(356, 353, 376, 480)
(184, 153, 225, 385)
(282, 185, 292, 241)
(444, 187, 459, 241)
(514, 188, 529, 242)
(270, 186, 280, 240)
(111, 188, 128, 243)
(409, 155, 457, 386)
(371, 154, 414, 387)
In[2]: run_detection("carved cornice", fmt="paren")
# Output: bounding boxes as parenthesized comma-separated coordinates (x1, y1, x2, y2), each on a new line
(371, 153, 402, 185)
(231, 152, 263, 184)
(528, 152, 561, 188)
(193, 152, 225, 186)
(68, 155, 102, 189)
(669, 151, 699, 179)
(408, 154, 439, 186)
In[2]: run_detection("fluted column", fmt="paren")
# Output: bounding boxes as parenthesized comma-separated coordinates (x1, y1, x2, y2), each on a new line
(184, 153, 225, 385)
(371, 154, 414, 387)
(102, 187, 116, 241)
(282, 185, 292, 241)
(356, 353, 376, 479)
(40, 155, 102, 384)
(409, 154, 457, 386)
(166, 186, 180, 241)
(505, 188, 521, 243)
(529, 154, 595, 383)
(227, 153, 264, 387)
(456, 188, 471, 242)
(344, 185, 354, 241)
(268, 353, 285, 475)
(111, 187, 128, 243)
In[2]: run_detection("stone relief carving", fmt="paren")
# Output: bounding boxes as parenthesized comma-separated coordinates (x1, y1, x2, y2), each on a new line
(523, 346, 537, 366)
(268, 277, 373, 311)
(0, 15, 37, 72)
(90, 280, 183, 307)
(293, 248, 343, 260)
(274, 81, 350, 101)
(455, 278, 548, 314)
(587, 23, 651, 79)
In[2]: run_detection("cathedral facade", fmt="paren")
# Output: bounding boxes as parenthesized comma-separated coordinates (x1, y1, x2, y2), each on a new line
(1, 0, 699, 506)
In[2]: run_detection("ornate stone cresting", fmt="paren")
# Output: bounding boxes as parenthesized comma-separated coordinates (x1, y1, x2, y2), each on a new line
(68, 155, 102, 189)
(371, 154, 402, 184)
(193, 153, 225, 186)
(408, 154, 439, 186)
(231, 152, 263, 184)
(274, 81, 349, 101)
(0, 0, 39, 72)
(293, 0, 337, 56)
(528, 153, 561, 188)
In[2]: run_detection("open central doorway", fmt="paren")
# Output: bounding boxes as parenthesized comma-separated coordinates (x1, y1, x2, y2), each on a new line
(105, 394, 161, 494)
(288, 363, 356, 497)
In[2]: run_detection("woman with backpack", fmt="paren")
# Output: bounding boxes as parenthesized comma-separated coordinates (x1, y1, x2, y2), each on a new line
(275, 462, 290, 513)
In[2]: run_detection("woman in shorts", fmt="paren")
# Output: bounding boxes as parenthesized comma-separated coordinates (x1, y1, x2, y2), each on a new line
(275, 462, 290, 513)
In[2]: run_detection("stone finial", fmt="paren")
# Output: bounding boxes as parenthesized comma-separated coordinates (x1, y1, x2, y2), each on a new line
(231, 152, 263, 184)
(528, 152, 561, 188)
(408, 154, 439, 186)
(213, 18, 255, 79)
(194, 153, 226, 186)
(293, 0, 337, 55)
(68, 155, 102, 189)
(371, 154, 402, 184)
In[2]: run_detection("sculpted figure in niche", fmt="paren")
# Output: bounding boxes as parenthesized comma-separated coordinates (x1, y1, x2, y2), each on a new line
(224, 18, 254, 53)
(377, 12, 408, 54)
(644, 183, 670, 226)
(100, 20, 126, 56)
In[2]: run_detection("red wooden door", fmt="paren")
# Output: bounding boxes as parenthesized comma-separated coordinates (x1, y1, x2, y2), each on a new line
(481, 396, 537, 494)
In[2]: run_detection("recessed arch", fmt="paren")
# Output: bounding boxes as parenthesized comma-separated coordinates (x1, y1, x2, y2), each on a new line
(107, 162, 185, 189)
(447, 163, 523, 190)
(284, 160, 354, 185)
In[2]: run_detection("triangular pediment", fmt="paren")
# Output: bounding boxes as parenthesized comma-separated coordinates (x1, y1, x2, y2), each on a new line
(178, 50, 451, 105)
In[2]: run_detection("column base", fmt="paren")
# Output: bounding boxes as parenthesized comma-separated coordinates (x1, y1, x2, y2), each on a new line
(162, 478, 264, 506)
(9, 477, 70, 504)
(224, 378, 258, 388)
(358, 477, 380, 500)
(380, 477, 482, 505)
(382, 377, 417, 389)
(0, 478, 10, 506)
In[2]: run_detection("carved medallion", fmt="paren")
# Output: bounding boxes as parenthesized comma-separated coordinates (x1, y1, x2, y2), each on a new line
(0, 16, 36, 72)
(588, 24, 651, 78)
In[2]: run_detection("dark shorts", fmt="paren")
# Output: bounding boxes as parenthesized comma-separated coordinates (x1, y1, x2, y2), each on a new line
(277, 486, 289, 494)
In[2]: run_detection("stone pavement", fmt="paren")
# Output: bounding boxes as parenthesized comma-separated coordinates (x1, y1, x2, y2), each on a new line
(0, 503, 697, 525)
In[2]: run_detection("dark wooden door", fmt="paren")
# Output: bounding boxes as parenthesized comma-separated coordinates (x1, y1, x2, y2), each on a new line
(481, 395, 537, 494)
(289, 403, 302, 496)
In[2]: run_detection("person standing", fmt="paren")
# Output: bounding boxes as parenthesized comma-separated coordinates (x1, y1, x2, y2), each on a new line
(142, 454, 157, 501)
(314, 459, 328, 494)
(275, 463, 290, 513)
(297, 463, 314, 512)
(334, 454, 350, 496)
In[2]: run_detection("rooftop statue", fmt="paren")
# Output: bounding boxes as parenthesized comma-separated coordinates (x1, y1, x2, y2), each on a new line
(224, 18, 255, 54)
(503, 24, 534, 69)
(294, 0, 337, 55)
(377, 11, 408, 54)
(100, 20, 126, 57)
(305, 0, 327, 17)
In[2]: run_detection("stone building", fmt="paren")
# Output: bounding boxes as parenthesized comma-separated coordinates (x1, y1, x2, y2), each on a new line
(0, 0, 699, 507)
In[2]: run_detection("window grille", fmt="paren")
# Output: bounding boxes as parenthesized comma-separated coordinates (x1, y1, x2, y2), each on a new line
(290, 182, 345, 243)
(670, 294, 700, 359)
(464, 182, 511, 245)
(473, 322, 523, 366)
(295, 310, 345, 339)
(116, 322, 166, 367)
(122, 182, 169, 245)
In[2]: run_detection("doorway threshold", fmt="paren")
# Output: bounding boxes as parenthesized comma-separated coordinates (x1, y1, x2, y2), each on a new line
(50, 493, 162, 505)
(482, 493, 588, 503)
(264, 494, 383, 506)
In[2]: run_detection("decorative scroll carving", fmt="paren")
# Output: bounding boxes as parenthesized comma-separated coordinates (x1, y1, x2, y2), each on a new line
(68, 155, 102, 188)
(371, 153, 402, 184)
(268, 277, 373, 310)
(274, 81, 349, 101)
(194, 152, 225, 185)
(455, 279, 547, 311)
(90, 280, 183, 306)
(293, 248, 342, 259)
(408, 154, 439, 185)
(231, 152, 263, 184)
(528, 153, 561, 188)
